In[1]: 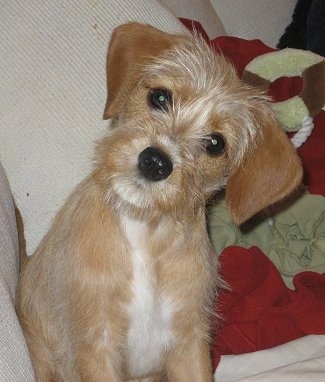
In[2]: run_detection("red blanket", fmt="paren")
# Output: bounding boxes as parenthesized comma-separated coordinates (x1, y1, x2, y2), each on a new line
(180, 19, 325, 370)
(212, 246, 325, 368)
(210, 36, 325, 368)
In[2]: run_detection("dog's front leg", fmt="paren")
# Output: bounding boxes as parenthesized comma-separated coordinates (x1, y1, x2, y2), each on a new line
(165, 340, 213, 381)
(74, 345, 123, 382)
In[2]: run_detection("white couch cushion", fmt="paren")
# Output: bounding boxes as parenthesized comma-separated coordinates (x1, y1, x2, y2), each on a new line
(0, 163, 35, 381)
(210, 0, 296, 47)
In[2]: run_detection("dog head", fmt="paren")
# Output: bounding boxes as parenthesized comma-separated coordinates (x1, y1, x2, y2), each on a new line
(98, 23, 302, 223)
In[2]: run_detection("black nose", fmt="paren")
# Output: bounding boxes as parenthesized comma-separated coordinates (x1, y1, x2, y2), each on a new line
(138, 147, 173, 182)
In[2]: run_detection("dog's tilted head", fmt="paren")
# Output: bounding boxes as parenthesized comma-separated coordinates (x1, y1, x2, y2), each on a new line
(97, 23, 302, 223)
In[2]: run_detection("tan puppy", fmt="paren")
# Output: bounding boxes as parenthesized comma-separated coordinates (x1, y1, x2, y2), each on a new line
(17, 23, 302, 381)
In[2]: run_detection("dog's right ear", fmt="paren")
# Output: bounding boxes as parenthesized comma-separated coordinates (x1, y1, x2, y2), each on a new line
(103, 23, 183, 120)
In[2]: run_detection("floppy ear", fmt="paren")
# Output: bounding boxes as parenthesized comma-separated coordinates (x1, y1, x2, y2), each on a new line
(226, 118, 303, 225)
(103, 22, 183, 120)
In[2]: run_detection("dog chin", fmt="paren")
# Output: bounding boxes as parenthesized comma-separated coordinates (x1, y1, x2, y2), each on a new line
(109, 176, 181, 213)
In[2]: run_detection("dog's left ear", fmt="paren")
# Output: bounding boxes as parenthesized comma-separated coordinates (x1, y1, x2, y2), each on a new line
(103, 23, 184, 120)
(226, 118, 303, 225)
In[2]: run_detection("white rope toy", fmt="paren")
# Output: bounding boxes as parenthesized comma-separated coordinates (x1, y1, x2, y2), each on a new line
(291, 116, 314, 148)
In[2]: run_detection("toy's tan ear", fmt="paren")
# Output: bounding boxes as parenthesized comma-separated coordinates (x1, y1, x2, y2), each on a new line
(103, 23, 183, 120)
(226, 119, 303, 225)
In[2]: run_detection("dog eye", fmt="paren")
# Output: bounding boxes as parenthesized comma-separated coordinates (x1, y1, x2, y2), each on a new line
(203, 134, 225, 156)
(148, 88, 172, 112)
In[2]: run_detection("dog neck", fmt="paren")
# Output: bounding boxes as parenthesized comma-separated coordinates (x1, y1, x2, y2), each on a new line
(107, 187, 205, 226)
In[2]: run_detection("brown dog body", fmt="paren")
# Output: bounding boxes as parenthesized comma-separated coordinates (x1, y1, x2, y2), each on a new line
(17, 23, 302, 381)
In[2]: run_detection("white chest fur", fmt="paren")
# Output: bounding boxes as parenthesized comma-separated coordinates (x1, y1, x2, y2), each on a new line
(122, 217, 173, 377)
(122, 216, 175, 378)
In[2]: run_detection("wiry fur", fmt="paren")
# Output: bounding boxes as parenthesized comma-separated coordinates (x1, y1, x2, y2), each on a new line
(17, 23, 302, 381)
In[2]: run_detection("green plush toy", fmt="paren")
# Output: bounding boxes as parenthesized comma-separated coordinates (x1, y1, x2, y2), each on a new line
(243, 48, 325, 147)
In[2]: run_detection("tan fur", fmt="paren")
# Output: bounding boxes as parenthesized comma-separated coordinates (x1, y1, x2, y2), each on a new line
(17, 23, 303, 381)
